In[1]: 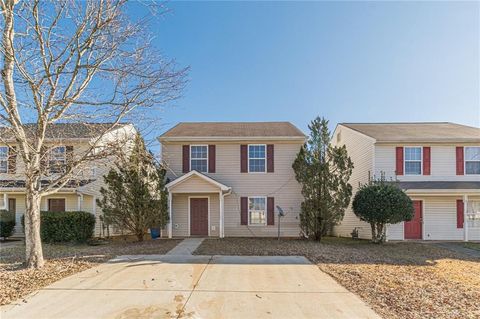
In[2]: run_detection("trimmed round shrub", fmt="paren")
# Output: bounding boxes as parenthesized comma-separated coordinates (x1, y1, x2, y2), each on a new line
(21, 211, 95, 243)
(0, 210, 16, 238)
(352, 182, 414, 243)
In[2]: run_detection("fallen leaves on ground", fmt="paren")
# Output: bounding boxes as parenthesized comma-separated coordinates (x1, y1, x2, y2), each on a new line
(194, 237, 480, 319)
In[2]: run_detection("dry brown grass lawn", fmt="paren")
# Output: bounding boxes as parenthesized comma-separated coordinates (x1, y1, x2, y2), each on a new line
(194, 237, 480, 319)
(0, 238, 180, 306)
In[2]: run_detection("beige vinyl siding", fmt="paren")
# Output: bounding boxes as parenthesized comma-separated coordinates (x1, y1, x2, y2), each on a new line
(170, 193, 220, 237)
(422, 197, 464, 240)
(162, 141, 303, 237)
(387, 196, 480, 241)
(386, 221, 404, 241)
(375, 144, 480, 181)
(170, 175, 220, 193)
(5, 193, 97, 237)
(331, 126, 375, 239)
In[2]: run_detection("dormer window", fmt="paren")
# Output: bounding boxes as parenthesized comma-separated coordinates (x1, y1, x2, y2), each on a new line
(49, 146, 66, 174)
(404, 147, 422, 175)
(0, 147, 8, 173)
(190, 145, 208, 173)
(465, 147, 480, 175)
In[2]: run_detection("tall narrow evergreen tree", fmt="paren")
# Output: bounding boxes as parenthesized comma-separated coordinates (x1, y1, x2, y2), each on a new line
(293, 117, 354, 240)
(97, 134, 169, 241)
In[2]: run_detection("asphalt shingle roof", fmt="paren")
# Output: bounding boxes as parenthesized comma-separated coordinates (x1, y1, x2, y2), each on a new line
(0, 123, 128, 140)
(160, 122, 305, 139)
(340, 122, 480, 143)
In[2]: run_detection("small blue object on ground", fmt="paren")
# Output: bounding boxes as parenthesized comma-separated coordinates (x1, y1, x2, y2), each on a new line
(149, 228, 160, 239)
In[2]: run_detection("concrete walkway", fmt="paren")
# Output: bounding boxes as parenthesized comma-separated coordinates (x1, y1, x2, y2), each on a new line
(166, 238, 204, 255)
(0, 254, 379, 319)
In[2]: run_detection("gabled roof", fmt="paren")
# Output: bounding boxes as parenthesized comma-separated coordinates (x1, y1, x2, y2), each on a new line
(166, 170, 231, 192)
(339, 122, 480, 143)
(159, 122, 306, 141)
(0, 123, 130, 140)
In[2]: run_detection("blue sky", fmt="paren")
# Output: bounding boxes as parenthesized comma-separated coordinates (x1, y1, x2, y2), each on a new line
(131, 1, 479, 140)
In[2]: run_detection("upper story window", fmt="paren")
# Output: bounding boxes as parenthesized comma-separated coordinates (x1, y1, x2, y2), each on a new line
(249, 196, 266, 225)
(465, 147, 480, 175)
(0, 147, 8, 173)
(190, 145, 208, 173)
(248, 144, 266, 172)
(49, 146, 66, 174)
(404, 147, 422, 175)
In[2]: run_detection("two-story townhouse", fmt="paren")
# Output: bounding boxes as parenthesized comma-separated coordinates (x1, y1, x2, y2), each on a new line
(0, 123, 136, 237)
(332, 122, 480, 241)
(159, 122, 305, 238)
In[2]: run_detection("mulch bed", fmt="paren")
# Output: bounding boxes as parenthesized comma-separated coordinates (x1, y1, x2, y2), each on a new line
(0, 238, 180, 306)
(194, 237, 480, 319)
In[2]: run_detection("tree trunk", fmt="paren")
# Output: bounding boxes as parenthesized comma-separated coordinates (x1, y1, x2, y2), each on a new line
(136, 231, 144, 242)
(24, 186, 45, 268)
(370, 223, 378, 243)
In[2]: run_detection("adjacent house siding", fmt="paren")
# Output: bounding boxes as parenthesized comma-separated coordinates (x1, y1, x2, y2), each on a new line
(386, 221, 404, 241)
(331, 126, 375, 239)
(421, 196, 464, 240)
(162, 141, 303, 237)
(375, 144, 480, 181)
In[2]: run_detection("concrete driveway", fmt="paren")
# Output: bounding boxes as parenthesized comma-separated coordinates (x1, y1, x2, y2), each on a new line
(1, 255, 379, 319)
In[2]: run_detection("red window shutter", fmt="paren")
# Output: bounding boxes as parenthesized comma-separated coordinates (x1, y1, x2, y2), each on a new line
(456, 199, 464, 229)
(240, 145, 248, 173)
(208, 145, 216, 173)
(7, 146, 16, 174)
(267, 197, 274, 225)
(395, 147, 404, 175)
(240, 197, 248, 225)
(182, 145, 190, 173)
(423, 147, 431, 175)
(267, 144, 274, 173)
(456, 147, 464, 175)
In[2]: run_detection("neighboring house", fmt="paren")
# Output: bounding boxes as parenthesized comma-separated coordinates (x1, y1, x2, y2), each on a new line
(332, 122, 480, 241)
(159, 122, 305, 238)
(0, 123, 136, 237)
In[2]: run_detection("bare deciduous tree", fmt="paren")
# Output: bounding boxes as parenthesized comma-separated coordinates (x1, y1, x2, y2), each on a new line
(0, 0, 187, 268)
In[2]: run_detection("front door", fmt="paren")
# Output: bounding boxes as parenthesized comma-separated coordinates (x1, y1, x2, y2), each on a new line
(404, 200, 422, 239)
(190, 198, 208, 236)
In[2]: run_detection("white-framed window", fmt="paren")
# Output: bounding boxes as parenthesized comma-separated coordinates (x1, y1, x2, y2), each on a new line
(0, 146, 8, 173)
(404, 147, 422, 175)
(190, 145, 208, 173)
(465, 147, 480, 175)
(49, 146, 66, 174)
(248, 196, 266, 226)
(248, 144, 266, 173)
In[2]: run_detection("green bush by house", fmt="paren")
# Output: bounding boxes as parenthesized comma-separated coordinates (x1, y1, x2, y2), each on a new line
(352, 180, 414, 243)
(0, 210, 16, 238)
(21, 211, 95, 243)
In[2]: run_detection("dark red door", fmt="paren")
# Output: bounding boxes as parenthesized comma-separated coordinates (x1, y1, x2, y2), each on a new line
(190, 198, 208, 236)
(404, 201, 422, 239)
